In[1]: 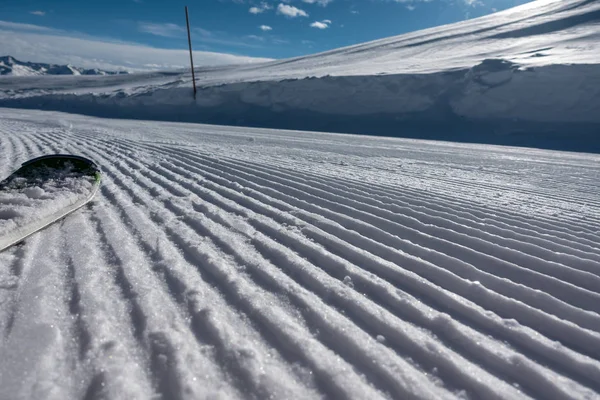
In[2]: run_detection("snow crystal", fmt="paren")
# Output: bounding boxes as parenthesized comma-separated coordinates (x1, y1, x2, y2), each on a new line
(343, 275, 354, 288)
(23, 187, 45, 199)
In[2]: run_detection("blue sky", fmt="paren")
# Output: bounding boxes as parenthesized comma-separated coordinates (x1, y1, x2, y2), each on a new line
(1, 0, 533, 68)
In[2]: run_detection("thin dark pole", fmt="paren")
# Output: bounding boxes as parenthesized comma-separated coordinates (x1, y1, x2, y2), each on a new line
(185, 6, 197, 99)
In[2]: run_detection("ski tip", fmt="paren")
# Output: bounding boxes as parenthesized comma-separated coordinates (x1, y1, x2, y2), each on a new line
(0, 154, 102, 188)
(21, 154, 98, 169)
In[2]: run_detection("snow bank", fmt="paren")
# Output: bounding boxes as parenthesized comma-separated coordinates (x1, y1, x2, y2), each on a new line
(2, 59, 599, 152)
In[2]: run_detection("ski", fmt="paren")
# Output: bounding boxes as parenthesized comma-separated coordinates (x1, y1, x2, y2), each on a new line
(0, 154, 101, 252)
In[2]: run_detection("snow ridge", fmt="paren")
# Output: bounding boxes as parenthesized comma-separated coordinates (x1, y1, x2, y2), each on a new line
(0, 109, 599, 399)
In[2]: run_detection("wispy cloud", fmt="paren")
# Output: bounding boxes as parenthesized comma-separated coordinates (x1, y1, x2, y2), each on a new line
(302, 0, 333, 6)
(136, 22, 265, 49)
(191, 27, 265, 49)
(0, 20, 55, 32)
(310, 20, 330, 29)
(259, 25, 273, 31)
(138, 22, 185, 38)
(277, 4, 308, 18)
(249, 2, 272, 14)
(0, 20, 270, 71)
(30, 11, 46, 16)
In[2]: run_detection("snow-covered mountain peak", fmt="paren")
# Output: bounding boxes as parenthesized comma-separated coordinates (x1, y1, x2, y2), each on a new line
(0, 56, 128, 77)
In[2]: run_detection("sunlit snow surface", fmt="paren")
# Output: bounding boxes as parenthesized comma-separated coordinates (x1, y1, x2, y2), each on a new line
(0, 108, 599, 399)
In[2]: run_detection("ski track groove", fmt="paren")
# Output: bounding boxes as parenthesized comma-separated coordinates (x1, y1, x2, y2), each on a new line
(71, 131, 446, 396)
(132, 151, 593, 400)
(0, 129, 16, 178)
(223, 153, 600, 266)
(141, 152, 600, 382)
(170, 148, 600, 285)
(262, 153, 600, 245)
(62, 211, 156, 399)
(161, 149, 600, 309)
(145, 145, 600, 328)
(65, 139, 251, 400)
(32, 132, 247, 399)
(2, 114, 599, 399)
(96, 141, 528, 400)
(188, 140, 600, 228)
(375, 176, 600, 242)
(78, 131, 418, 399)
(92, 134, 600, 332)
(70, 138, 600, 290)
(87, 132, 600, 397)
(155, 139, 600, 239)
(89, 152, 394, 397)
(65, 135, 393, 400)
(0, 224, 81, 400)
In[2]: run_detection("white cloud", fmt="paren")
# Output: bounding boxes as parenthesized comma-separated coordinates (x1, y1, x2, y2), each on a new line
(310, 21, 329, 29)
(259, 25, 272, 31)
(302, 0, 333, 6)
(0, 21, 271, 71)
(249, 2, 272, 14)
(277, 4, 308, 18)
(30, 11, 46, 16)
(310, 19, 331, 29)
(406, 5, 416, 11)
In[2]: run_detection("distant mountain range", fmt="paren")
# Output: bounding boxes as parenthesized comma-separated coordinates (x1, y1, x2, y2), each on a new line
(0, 56, 128, 76)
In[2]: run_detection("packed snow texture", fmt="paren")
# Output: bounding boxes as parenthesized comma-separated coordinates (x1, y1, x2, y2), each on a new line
(0, 108, 599, 400)
(0, 0, 599, 152)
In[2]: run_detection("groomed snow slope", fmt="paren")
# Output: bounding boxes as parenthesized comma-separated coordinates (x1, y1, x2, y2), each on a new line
(0, 108, 599, 400)
(1, 0, 599, 151)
